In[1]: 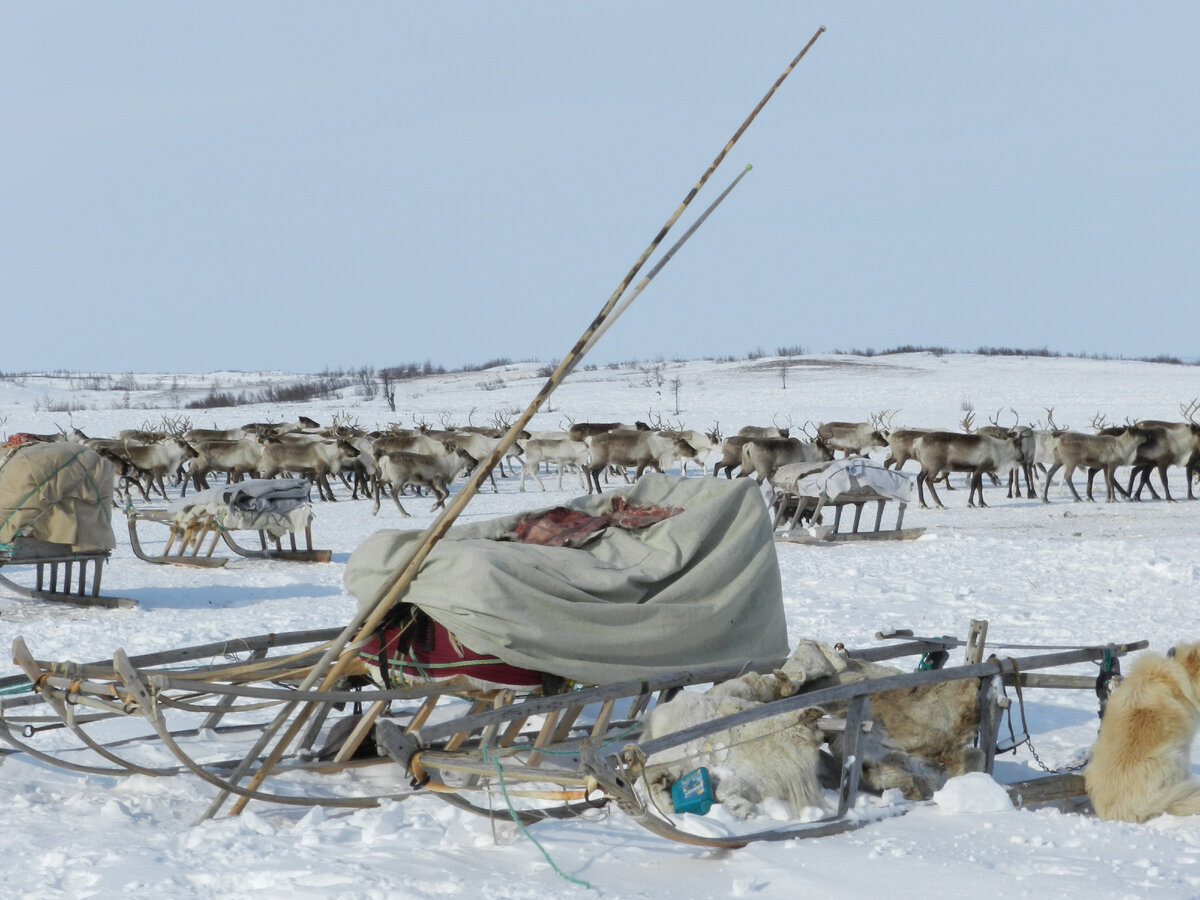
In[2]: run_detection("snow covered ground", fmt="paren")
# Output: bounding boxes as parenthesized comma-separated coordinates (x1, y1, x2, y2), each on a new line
(3, 352, 1200, 899)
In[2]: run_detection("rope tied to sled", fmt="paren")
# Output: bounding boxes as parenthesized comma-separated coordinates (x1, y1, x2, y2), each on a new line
(481, 745, 594, 891)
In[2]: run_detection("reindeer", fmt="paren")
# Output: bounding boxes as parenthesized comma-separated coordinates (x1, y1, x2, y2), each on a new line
(912, 431, 1025, 509)
(1124, 399, 1200, 501)
(449, 429, 523, 493)
(642, 412, 721, 476)
(184, 437, 264, 494)
(713, 435, 755, 478)
(739, 437, 833, 484)
(976, 409, 1037, 499)
(737, 414, 791, 440)
(115, 436, 198, 502)
(371, 444, 477, 516)
(518, 437, 590, 492)
(257, 434, 364, 502)
(1041, 425, 1146, 503)
(883, 428, 938, 473)
(816, 411, 890, 458)
(566, 421, 641, 443)
(582, 430, 691, 494)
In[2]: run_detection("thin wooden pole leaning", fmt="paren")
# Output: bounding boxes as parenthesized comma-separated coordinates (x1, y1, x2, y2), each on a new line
(208, 25, 825, 820)
(571, 162, 753, 372)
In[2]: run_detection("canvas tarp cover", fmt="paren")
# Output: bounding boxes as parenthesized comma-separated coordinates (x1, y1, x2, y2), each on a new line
(0, 443, 116, 553)
(343, 474, 787, 684)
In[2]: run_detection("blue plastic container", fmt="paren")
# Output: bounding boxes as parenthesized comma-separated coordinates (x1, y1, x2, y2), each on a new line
(670, 767, 714, 815)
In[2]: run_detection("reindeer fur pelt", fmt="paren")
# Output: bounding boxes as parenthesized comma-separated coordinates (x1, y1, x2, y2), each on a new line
(640, 640, 984, 819)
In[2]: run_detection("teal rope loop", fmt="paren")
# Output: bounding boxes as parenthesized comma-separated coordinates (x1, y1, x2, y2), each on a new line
(481, 746, 594, 891)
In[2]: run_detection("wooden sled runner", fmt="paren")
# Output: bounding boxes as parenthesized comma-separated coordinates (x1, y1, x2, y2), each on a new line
(0, 620, 1144, 845)
(125, 478, 332, 568)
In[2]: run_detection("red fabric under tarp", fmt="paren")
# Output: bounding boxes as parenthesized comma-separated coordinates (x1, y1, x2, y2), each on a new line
(360, 614, 547, 688)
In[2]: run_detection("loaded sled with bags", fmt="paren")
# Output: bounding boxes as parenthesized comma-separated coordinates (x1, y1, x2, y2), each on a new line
(0, 476, 1141, 843)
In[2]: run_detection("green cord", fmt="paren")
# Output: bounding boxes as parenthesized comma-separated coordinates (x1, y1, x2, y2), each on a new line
(483, 746, 594, 891)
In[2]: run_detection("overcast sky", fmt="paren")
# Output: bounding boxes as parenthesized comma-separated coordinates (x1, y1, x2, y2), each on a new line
(4, 4, 1198, 374)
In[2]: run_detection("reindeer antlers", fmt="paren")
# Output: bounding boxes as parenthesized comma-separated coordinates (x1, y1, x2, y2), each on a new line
(644, 408, 666, 431)
(1042, 406, 1068, 432)
(987, 407, 1020, 430)
(869, 408, 899, 432)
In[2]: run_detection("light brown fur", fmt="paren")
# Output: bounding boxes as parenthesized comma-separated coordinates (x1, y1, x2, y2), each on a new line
(639, 640, 984, 816)
(1085, 642, 1200, 823)
(812, 652, 984, 799)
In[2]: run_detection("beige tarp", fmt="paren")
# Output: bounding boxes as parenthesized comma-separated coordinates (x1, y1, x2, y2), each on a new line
(343, 474, 788, 684)
(0, 443, 116, 553)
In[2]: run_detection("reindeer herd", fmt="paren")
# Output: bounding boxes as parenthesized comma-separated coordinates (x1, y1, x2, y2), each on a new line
(8, 400, 1200, 517)
(876, 402, 1200, 509)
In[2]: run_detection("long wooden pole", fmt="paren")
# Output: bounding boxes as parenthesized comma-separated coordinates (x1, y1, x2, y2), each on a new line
(572, 163, 753, 370)
(208, 25, 825, 820)
(324, 163, 755, 768)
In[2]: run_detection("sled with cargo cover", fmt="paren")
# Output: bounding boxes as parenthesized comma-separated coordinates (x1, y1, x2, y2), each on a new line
(0, 442, 134, 609)
(0, 476, 1140, 844)
(124, 477, 331, 567)
(769, 457, 924, 542)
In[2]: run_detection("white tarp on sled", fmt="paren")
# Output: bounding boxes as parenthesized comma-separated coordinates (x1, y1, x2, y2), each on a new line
(772, 457, 914, 504)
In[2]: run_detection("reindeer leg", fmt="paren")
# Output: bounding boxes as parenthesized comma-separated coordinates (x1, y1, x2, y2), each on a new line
(1155, 464, 1172, 501)
(971, 470, 988, 508)
(1041, 462, 1062, 503)
(1105, 466, 1122, 502)
(1023, 462, 1038, 499)
(920, 470, 945, 509)
(1109, 471, 1132, 500)
(1063, 464, 1085, 502)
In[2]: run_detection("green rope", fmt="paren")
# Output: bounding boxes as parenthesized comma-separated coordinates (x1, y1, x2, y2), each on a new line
(70, 452, 105, 505)
(482, 746, 593, 891)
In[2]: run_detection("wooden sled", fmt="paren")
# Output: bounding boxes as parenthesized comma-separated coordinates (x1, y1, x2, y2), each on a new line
(126, 506, 331, 568)
(379, 626, 1141, 845)
(0, 620, 1143, 845)
(773, 490, 923, 543)
(770, 458, 924, 543)
(0, 540, 135, 610)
